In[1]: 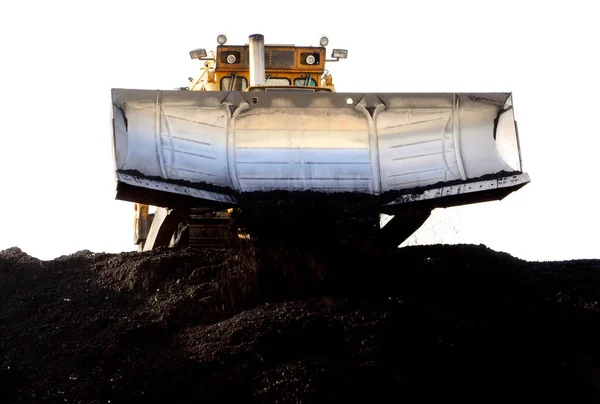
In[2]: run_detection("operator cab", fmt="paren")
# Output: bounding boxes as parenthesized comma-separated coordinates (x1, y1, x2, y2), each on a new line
(187, 34, 346, 92)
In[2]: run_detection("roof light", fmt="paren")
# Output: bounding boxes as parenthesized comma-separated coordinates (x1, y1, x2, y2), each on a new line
(320, 35, 329, 47)
(331, 49, 348, 59)
(305, 54, 316, 65)
(217, 34, 227, 45)
(189, 48, 207, 60)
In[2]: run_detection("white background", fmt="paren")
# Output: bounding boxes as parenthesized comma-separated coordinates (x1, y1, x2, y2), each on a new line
(0, 0, 598, 261)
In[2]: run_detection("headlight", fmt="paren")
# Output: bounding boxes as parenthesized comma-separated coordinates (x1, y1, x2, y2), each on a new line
(320, 35, 329, 47)
(305, 54, 316, 65)
(226, 54, 237, 64)
(331, 49, 348, 59)
(217, 34, 227, 45)
(189, 48, 207, 60)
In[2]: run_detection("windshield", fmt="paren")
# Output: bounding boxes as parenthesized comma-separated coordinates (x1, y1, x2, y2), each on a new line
(220, 76, 248, 91)
(293, 76, 317, 86)
(265, 77, 290, 86)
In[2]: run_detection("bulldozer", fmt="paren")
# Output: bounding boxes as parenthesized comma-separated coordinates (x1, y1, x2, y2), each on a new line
(111, 33, 530, 251)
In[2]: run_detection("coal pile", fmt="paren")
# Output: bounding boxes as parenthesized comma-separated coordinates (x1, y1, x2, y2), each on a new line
(1, 242, 600, 403)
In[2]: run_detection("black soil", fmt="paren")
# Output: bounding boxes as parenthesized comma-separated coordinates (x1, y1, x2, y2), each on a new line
(1, 242, 600, 403)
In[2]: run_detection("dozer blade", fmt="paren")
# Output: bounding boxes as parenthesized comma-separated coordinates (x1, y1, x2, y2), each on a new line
(111, 89, 529, 210)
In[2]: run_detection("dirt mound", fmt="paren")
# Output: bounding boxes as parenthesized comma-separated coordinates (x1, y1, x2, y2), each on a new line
(1, 243, 600, 403)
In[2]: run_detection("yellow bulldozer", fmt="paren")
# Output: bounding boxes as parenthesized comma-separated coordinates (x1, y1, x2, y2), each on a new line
(111, 34, 530, 251)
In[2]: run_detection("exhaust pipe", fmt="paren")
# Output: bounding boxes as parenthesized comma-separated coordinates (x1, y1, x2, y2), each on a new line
(249, 34, 265, 86)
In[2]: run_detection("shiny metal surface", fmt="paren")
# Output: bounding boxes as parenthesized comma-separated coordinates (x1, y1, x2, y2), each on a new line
(248, 34, 265, 86)
(112, 89, 525, 202)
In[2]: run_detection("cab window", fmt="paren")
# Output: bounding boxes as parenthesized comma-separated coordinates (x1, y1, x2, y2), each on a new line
(220, 76, 248, 91)
(293, 76, 317, 86)
(265, 77, 291, 86)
